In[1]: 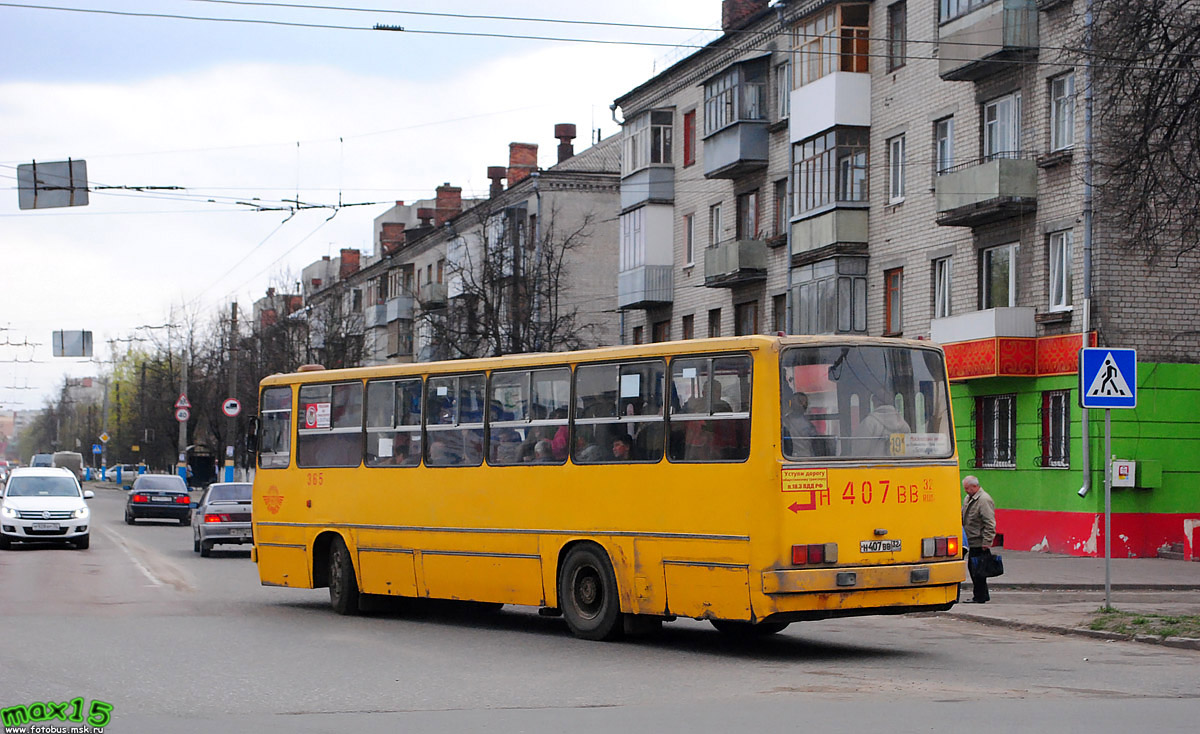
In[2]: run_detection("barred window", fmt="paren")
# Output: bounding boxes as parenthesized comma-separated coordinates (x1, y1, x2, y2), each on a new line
(1042, 390, 1070, 468)
(975, 394, 1016, 468)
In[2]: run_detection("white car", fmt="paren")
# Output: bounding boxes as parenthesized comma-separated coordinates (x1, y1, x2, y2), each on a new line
(0, 467, 94, 550)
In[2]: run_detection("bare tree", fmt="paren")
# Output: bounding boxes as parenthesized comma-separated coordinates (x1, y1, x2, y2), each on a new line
(419, 203, 601, 360)
(1085, 0, 1200, 266)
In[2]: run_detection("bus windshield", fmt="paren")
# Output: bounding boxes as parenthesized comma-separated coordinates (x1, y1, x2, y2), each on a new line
(780, 345, 952, 460)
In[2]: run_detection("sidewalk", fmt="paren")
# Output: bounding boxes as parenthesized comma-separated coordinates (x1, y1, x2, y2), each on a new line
(941, 550, 1200, 651)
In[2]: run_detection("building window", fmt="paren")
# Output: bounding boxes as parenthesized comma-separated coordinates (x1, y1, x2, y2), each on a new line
(1042, 389, 1070, 468)
(632, 325, 644, 345)
(709, 203, 723, 246)
(736, 190, 760, 240)
(976, 394, 1016, 468)
(681, 314, 695, 340)
(941, 0, 992, 23)
(683, 213, 695, 266)
(887, 1, 907, 71)
(792, 257, 867, 334)
(622, 109, 673, 176)
(683, 110, 696, 167)
(774, 179, 789, 237)
(773, 294, 787, 334)
(1050, 73, 1076, 152)
(935, 117, 954, 174)
(884, 268, 903, 335)
(436, 259, 445, 284)
(708, 308, 722, 338)
(984, 92, 1021, 160)
(933, 256, 953, 319)
(652, 320, 671, 343)
(775, 60, 792, 119)
(793, 4, 870, 86)
(888, 134, 906, 203)
(704, 59, 767, 136)
(982, 243, 1018, 309)
(1049, 231, 1073, 311)
(792, 127, 869, 214)
(619, 207, 645, 272)
(734, 301, 759, 336)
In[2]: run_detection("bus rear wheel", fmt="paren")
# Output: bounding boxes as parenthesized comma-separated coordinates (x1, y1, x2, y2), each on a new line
(710, 619, 789, 637)
(558, 544, 623, 641)
(328, 536, 361, 615)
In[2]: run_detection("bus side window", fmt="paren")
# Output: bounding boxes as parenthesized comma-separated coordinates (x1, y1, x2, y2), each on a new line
(668, 356, 752, 462)
(297, 382, 364, 468)
(365, 378, 423, 467)
(426, 374, 485, 467)
(573, 360, 665, 463)
(259, 386, 292, 469)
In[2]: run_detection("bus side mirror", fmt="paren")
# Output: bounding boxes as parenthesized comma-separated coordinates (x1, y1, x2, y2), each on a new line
(245, 417, 260, 455)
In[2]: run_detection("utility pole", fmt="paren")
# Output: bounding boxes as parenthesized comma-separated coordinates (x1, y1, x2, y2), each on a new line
(225, 302, 238, 482)
(177, 345, 188, 484)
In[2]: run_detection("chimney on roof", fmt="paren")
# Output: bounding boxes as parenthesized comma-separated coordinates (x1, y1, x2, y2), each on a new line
(417, 207, 435, 227)
(266, 286, 275, 298)
(395, 200, 404, 207)
(487, 166, 507, 198)
(722, 0, 768, 32)
(508, 143, 538, 186)
(380, 222, 406, 256)
(435, 183, 462, 226)
(555, 123, 577, 164)
(339, 248, 360, 279)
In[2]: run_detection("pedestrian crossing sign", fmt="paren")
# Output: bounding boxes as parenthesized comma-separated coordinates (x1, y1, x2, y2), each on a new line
(1080, 348, 1137, 409)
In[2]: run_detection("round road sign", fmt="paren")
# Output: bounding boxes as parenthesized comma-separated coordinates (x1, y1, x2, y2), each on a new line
(222, 398, 242, 418)
(175, 407, 190, 423)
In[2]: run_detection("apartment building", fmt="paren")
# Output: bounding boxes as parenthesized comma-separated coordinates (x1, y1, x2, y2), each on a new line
(614, 0, 1198, 557)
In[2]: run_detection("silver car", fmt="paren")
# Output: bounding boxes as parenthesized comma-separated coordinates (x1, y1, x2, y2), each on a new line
(191, 482, 252, 557)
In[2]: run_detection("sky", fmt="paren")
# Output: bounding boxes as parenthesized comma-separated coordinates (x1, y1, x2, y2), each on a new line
(0, 0, 719, 412)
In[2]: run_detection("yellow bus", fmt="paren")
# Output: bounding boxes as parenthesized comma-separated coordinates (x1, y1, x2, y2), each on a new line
(250, 335, 965, 640)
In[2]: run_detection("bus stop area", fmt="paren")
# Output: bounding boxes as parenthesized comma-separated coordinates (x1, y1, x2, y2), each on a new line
(942, 550, 1200, 650)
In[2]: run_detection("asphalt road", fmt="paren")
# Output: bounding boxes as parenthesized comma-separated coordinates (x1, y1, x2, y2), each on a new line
(1, 485, 1196, 733)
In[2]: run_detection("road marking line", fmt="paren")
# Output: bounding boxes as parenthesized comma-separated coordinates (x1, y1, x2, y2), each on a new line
(100, 525, 163, 587)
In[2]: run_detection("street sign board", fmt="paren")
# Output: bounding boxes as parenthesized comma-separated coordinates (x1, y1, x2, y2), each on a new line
(91, 444, 101, 455)
(99, 432, 109, 444)
(1080, 348, 1137, 409)
(17, 159, 89, 209)
(175, 407, 190, 422)
(221, 398, 242, 417)
(175, 393, 191, 409)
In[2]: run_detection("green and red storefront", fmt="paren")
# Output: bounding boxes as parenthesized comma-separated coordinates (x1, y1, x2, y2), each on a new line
(944, 332, 1200, 560)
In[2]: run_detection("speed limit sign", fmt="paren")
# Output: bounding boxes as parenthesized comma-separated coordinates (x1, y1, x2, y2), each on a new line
(175, 407, 190, 423)
(222, 398, 242, 417)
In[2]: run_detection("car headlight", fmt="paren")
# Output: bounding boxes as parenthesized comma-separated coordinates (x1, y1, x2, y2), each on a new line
(74, 506, 89, 518)
(1, 505, 16, 518)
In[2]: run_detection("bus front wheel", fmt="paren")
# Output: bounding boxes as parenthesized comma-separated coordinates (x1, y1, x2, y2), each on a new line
(329, 536, 361, 615)
(710, 619, 789, 637)
(559, 545, 623, 641)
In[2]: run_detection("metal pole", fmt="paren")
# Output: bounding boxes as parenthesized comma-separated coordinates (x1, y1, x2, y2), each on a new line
(177, 346, 188, 484)
(226, 303, 238, 482)
(1104, 408, 1112, 609)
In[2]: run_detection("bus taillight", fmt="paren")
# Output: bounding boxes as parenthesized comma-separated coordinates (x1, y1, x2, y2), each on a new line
(792, 543, 838, 565)
(922, 536, 960, 558)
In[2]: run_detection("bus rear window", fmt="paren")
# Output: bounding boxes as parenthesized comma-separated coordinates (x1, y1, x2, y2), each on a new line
(780, 346, 953, 460)
(259, 386, 292, 469)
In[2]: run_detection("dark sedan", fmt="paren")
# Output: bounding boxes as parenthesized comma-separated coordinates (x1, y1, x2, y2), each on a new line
(125, 474, 191, 525)
(191, 482, 252, 556)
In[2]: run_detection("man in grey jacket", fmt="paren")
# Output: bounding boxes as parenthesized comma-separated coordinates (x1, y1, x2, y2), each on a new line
(961, 475, 997, 603)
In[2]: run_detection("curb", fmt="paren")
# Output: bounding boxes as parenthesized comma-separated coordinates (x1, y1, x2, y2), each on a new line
(942, 612, 1200, 651)
(991, 583, 1200, 592)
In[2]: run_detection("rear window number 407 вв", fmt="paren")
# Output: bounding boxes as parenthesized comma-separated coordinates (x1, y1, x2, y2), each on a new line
(861, 539, 902, 553)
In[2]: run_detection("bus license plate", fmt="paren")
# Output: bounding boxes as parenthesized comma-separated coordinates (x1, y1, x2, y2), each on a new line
(32, 523, 59, 531)
(861, 539, 902, 553)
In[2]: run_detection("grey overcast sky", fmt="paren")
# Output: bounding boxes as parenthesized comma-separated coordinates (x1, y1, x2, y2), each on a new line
(0, 0, 717, 410)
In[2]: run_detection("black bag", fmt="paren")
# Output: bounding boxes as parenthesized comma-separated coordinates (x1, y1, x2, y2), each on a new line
(971, 551, 1005, 578)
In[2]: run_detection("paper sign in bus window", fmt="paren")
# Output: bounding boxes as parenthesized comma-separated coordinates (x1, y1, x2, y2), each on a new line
(304, 402, 331, 429)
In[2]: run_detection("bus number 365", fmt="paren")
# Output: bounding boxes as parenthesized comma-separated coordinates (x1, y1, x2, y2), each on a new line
(842, 480, 920, 505)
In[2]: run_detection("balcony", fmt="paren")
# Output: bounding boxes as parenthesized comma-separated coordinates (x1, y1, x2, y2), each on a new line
(703, 121, 769, 179)
(385, 295, 414, 323)
(931, 307, 1035, 344)
(620, 167, 674, 210)
(938, 0, 1038, 82)
(704, 239, 767, 287)
(364, 304, 387, 329)
(789, 72, 871, 143)
(422, 282, 448, 310)
(935, 156, 1037, 227)
(618, 265, 673, 310)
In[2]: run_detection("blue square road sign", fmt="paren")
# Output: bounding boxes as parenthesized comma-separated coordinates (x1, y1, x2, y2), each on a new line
(1079, 348, 1137, 409)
